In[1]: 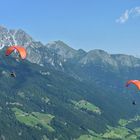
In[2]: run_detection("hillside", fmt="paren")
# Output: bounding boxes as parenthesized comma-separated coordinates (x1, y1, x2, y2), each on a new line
(0, 26, 140, 139)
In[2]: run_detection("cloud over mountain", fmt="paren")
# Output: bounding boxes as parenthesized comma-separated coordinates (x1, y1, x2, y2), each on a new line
(116, 6, 140, 23)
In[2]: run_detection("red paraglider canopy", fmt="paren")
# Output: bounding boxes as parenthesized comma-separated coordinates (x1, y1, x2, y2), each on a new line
(126, 80, 140, 90)
(5, 45, 27, 59)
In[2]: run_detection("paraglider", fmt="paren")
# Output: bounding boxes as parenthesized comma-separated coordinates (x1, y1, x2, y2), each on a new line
(126, 80, 140, 105)
(5, 45, 27, 59)
(10, 71, 16, 78)
(126, 80, 140, 90)
(5, 45, 27, 78)
(132, 100, 136, 105)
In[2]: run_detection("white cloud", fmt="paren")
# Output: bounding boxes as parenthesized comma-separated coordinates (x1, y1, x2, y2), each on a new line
(116, 10, 129, 23)
(116, 7, 140, 23)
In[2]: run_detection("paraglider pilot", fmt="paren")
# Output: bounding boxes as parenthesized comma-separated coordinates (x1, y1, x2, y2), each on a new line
(5, 45, 27, 78)
(132, 100, 136, 105)
(10, 71, 16, 78)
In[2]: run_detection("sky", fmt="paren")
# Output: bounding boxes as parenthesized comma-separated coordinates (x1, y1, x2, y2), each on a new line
(0, 0, 140, 55)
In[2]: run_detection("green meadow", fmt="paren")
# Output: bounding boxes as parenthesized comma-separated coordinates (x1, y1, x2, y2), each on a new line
(77, 115, 140, 140)
(72, 100, 101, 115)
(12, 107, 55, 132)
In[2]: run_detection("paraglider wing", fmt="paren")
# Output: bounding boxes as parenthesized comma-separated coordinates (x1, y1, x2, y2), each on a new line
(126, 80, 140, 90)
(5, 46, 27, 59)
(5, 46, 15, 56)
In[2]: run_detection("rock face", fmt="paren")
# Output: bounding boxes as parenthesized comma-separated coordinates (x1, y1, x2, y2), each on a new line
(0, 26, 43, 64)
(0, 25, 140, 69)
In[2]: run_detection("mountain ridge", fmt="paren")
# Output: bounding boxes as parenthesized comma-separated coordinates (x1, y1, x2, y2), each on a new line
(0, 25, 139, 69)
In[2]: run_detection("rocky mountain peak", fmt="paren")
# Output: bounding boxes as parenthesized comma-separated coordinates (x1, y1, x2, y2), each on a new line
(79, 49, 116, 65)
(0, 26, 33, 48)
(46, 40, 77, 59)
(87, 49, 110, 57)
(77, 49, 86, 54)
(0, 25, 8, 32)
(111, 54, 140, 67)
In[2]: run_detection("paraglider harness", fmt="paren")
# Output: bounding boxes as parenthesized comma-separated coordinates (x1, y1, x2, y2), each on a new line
(132, 100, 136, 105)
(10, 72, 16, 78)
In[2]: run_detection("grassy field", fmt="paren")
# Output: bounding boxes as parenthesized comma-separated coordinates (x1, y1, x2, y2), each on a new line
(12, 107, 55, 132)
(72, 100, 101, 115)
(77, 115, 140, 140)
(12, 107, 140, 139)
(119, 115, 140, 127)
(102, 126, 131, 139)
(77, 134, 104, 140)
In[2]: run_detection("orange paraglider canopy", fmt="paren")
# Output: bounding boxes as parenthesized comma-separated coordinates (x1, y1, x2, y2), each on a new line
(126, 80, 140, 90)
(5, 45, 27, 59)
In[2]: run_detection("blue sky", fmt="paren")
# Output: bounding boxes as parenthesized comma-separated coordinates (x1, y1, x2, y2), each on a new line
(0, 0, 140, 55)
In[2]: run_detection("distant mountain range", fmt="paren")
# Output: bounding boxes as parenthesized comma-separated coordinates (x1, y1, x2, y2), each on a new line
(1, 25, 140, 67)
(0, 26, 140, 140)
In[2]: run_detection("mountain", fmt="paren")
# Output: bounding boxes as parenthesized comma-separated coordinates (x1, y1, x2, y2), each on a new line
(1, 25, 140, 70)
(46, 40, 77, 59)
(0, 26, 140, 139)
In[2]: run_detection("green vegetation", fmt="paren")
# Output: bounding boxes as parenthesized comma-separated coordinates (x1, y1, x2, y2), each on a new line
(77, 134, 104, 140)
(103, 126, 130, 139)
(1, 52, 140, 140)
(72, 100, 101, 115)
(77, 115, 140, 140)
(77, 125, 134, 140)
(17, 91, 25, 98)
(12, 107, 55, 132)
(41, 96, 50, 104)
(119, 119, 128, 127)
(42, 135, 50, 140)
(119, 115, 140, 127)
(101, 115, 140, 139)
